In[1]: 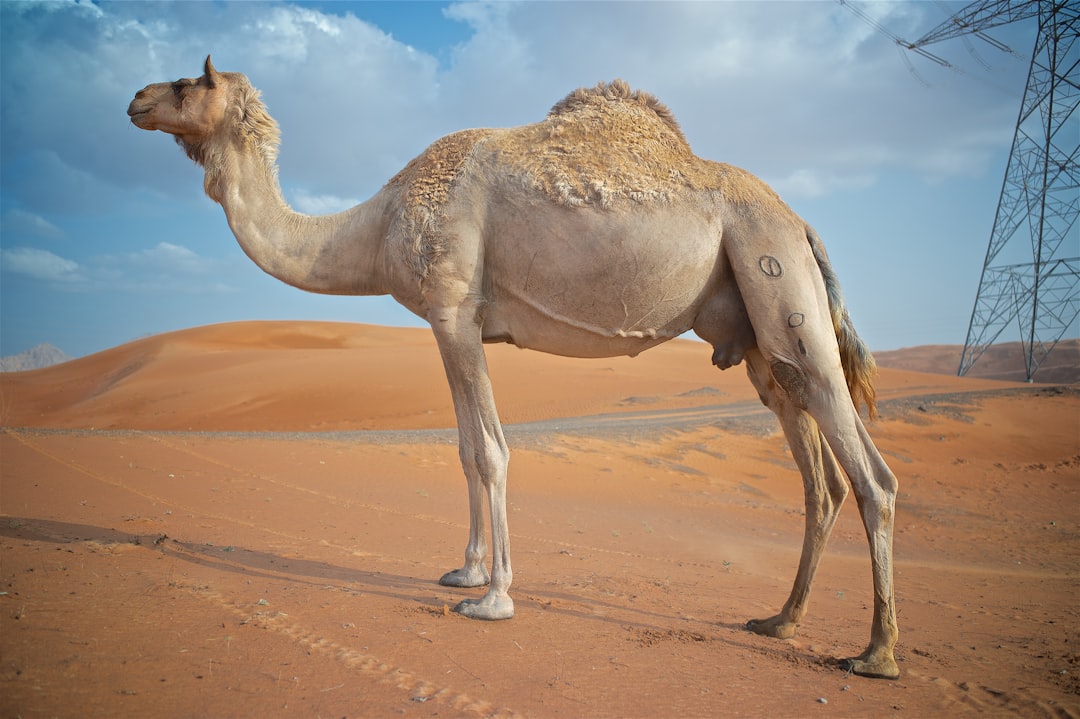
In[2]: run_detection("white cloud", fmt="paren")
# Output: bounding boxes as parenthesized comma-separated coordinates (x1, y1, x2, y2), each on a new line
(0, 0, 1029, 214)
(772, 169, 878, 200)
(1, 210, 66, 240)
(1, 247, 81, 282)
(244, 5, 344, 61)
(1, 242, 234, 294)
(127, 242, 218, 275)
(93, 242, 236, 293)
(290, 188, 362, 215)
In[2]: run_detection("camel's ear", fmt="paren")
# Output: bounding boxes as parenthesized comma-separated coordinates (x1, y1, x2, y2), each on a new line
(204, 55, 218, 88)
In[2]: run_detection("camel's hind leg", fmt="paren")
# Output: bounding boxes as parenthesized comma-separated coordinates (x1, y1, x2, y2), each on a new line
(808, 389, 899, 679)
(742, 348, 848, 639)
(725, 225, 900, 679)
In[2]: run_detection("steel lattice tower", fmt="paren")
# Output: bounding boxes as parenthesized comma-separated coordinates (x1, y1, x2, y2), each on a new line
(909, 0, 1079, 381)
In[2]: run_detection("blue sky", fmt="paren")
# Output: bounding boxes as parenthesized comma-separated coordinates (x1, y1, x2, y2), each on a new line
(0, 0, 1053, 358)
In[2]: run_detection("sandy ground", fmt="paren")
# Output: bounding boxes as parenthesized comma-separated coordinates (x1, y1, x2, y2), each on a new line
(1, 321, 1078, 718)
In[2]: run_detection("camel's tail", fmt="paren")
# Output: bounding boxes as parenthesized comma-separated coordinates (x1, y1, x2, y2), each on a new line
(807, 227, 878, 419)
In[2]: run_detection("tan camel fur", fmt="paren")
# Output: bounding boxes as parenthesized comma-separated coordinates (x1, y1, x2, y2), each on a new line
(128, 57, 900, 679)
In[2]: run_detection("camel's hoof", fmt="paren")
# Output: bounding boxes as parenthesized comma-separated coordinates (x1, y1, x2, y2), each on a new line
(453, 594, 514, 621)
(439, 566, 490, 588)
(839, 654, 900, 680)
(745, 616, 797, 640)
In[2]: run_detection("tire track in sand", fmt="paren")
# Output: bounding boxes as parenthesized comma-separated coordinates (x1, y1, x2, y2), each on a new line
(0, 500, 521, 719)
(175, 584, 522, 718)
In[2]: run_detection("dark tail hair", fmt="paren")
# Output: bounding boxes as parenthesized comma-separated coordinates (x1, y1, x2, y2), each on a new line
(807, 227, 878, 419)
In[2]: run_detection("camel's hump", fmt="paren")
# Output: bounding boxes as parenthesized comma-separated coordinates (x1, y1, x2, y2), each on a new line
(547, 80, 689, 148)
(488, 79, 709, 208)
(389, 79, 777, 221)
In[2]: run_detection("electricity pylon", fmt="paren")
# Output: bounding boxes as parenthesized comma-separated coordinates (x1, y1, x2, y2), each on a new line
(907, 0, 1079, 381)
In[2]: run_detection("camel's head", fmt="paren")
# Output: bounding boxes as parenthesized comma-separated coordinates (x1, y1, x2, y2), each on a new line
(127, 56, 280, 184)
(127, 56, 233, 146)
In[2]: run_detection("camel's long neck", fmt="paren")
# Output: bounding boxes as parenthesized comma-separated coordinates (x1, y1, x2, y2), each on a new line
(211, 147, 391, 296)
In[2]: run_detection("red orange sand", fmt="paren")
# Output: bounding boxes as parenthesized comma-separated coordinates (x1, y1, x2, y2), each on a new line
(2, 321, 1077, 717)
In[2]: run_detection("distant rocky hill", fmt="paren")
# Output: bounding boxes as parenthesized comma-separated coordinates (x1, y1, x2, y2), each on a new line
(875, 339, 1079, 385)
(0, 343, 72, 372)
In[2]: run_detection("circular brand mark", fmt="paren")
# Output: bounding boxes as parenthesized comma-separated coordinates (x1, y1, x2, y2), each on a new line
(759, 255, 783, 278)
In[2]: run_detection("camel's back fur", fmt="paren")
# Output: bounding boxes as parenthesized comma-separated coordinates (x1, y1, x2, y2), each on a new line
(547, 79, 689, 147)
(501, 80, 706, 208)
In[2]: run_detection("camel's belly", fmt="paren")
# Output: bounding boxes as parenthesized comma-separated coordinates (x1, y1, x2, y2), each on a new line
(480, 203, 722, 358)
(481, 298, 688, 357)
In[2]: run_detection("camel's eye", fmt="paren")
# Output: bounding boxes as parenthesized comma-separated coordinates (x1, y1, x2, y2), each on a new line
(171, 82, 186, 97)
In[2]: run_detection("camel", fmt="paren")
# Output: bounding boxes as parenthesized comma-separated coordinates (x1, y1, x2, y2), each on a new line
(128, 57, 900, 679)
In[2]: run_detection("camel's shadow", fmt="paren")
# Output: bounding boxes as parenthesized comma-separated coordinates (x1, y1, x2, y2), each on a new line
(1, 515, 427, 605)
(1, 514, 839, 672)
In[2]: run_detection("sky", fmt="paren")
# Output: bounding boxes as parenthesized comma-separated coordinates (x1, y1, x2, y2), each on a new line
(0, 0, 1055, 360)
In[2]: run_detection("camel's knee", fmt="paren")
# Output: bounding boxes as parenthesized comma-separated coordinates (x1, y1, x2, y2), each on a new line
(849, 458, 898, 507)
(870, 486, 897, 524)
(459, 438, 509, 486)
(849, 471, 898, 541)
(818, 443, 849, 507)
(806, 480, 845, 524)
(826, 471, 849, 510)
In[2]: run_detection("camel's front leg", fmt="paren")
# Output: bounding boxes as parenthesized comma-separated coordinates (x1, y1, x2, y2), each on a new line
(430, 307, 514, 620)
(438, 463, 490, 589)
(742, 349, 848, 639)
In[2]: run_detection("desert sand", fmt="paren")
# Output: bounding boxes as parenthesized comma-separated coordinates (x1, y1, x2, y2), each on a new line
(1, 321, 1077, 718)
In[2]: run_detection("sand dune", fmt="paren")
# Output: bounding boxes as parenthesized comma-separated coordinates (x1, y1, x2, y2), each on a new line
(875, 338, 1080, 385)
(2, 321, 1077, 718)
(0, 320, 1034, 432)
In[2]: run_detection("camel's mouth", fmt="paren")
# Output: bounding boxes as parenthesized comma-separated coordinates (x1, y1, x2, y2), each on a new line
(127, 110, 156, 131)
(127, 100, 153, 127)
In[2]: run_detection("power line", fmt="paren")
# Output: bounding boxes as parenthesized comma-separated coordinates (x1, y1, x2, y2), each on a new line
(842, 0, 1079, 381)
